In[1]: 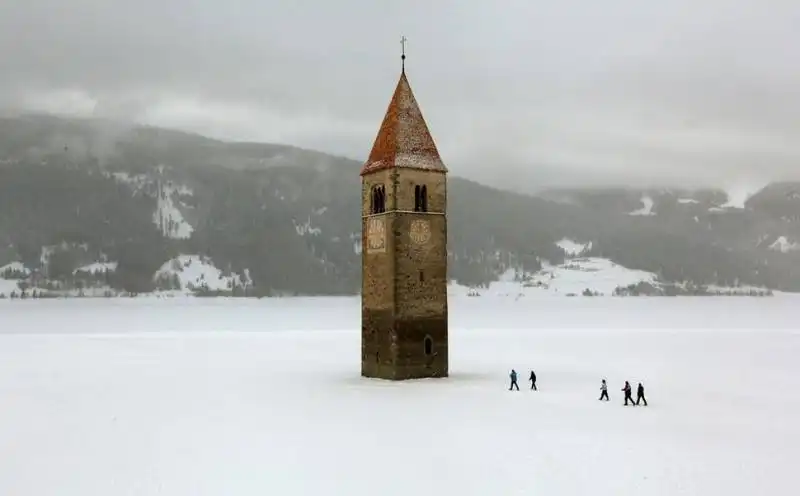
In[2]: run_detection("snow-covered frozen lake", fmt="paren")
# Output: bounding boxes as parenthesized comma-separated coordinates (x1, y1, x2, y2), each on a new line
(1, 296, 798, 495)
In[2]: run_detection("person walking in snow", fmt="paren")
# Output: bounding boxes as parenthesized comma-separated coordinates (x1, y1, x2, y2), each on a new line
(509, 369, 519, 391)
(636, 382, 648, 406)
(599, 379, 609, 401)
(529, 370, 537, 391)
(622, 380, 635, 406)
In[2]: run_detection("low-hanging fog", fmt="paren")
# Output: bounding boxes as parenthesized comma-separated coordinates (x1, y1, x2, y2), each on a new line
(1, 0, 798, 193)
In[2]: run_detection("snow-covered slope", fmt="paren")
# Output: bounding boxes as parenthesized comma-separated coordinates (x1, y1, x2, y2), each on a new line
(108, 171, 150, 192)
(720, 183, 766, 209)
(556, 238, 592, 257)
(0, 279, 20, 296)
(73, 262, 118, 275)
(628, 195, 655, 216)
(294, 216, 322, 236)
(0, 261, 30, 276)
(107, 171, 194, 240)
(0, 262, 30, 297)
(453, 239, 658, 298)
(450, 238, 771, 297)
(154, 255, 250, 293)
(769, 236, 800, 253)
(154, 183, 194, 240)
(450, 257, 658, 297)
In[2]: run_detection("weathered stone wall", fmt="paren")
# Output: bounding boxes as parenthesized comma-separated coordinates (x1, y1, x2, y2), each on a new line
(361, 169, 396, 213)
(393, 316, 449, 379)
(395, 169, 448, 378)
(361, 308, 397, 378)
(361, 147, 449, 380)
(361, 170, 396, 377)
(393, 168, 447, 318)
(361, 170, 395, 310)
(394, 168, 446, 213)
(393, 212, 447, 317)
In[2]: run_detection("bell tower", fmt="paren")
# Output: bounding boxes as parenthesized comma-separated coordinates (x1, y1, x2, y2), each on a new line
(360, 39, 449, 380)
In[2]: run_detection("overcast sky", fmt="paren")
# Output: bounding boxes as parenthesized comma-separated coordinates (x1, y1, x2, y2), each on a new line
(1, 0, 798, 191)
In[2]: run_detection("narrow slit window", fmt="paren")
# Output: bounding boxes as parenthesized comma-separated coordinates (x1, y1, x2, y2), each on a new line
(414, 184, 428, 212)
(419, 270, 424, 282)
(424, 336, 433, 356)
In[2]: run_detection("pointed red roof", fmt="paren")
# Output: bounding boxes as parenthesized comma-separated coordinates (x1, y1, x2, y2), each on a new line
(360, 71, 448, 176)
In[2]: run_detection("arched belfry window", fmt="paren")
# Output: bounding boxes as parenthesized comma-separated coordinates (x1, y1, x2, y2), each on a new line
(414, 185, 428, 212)
(370, 185, 386, 214)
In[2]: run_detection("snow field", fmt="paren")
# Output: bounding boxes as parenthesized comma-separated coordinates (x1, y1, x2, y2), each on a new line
(154, 254, 250, 293)
(629, 195, 656, 216)
(153, 183, 194, 240)
(770, 236, 800, 253)
(448, 258, 658, 297)
(0, 297, 798, 495)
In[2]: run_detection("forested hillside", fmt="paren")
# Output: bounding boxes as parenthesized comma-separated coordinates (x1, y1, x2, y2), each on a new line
(1, 114, 798, 296)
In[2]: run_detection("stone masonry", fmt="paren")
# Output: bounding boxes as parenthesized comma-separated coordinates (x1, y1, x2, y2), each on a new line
(361, 66, 449, 380)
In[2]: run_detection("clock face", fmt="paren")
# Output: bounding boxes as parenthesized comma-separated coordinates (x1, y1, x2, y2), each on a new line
(367, 217, 386, 253)
(409, 219, 431, 245)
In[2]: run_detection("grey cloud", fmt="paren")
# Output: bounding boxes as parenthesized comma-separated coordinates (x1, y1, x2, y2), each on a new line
(1, 0, 799, 191)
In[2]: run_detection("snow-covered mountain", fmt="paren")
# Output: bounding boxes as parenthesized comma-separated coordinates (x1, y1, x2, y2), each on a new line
(0, 114, 798, 297)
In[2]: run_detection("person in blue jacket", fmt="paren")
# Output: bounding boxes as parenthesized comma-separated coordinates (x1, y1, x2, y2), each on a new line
(509, 369, 519, 390)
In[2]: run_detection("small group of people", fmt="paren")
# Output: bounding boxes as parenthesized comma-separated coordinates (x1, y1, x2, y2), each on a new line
(508, 370, 648, 406)
(608, 380, 647, 406)
(508, 369, 537, 391)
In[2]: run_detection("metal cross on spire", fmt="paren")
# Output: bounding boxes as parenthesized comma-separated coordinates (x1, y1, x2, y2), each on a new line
(400, 35, 407, 72)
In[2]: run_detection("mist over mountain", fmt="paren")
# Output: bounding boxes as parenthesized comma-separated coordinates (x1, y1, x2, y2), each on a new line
(0, 113, 798, 296)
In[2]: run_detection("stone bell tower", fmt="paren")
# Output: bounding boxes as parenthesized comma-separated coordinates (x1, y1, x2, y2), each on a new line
(360, 39, 449, 380)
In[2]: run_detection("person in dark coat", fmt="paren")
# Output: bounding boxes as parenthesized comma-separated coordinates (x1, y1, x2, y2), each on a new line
(636, 382, 648, 406)
(509, 369, 519, 391)
(529, 370, 537, 391)
(621, 381, 635, 406)
(599, 379, 609, 401)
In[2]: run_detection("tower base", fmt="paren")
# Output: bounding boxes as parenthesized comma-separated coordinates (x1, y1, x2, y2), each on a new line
(361, 310, 448, 380)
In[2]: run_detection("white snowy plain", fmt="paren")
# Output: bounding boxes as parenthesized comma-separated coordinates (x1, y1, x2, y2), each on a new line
(1, 296, 799, 496)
